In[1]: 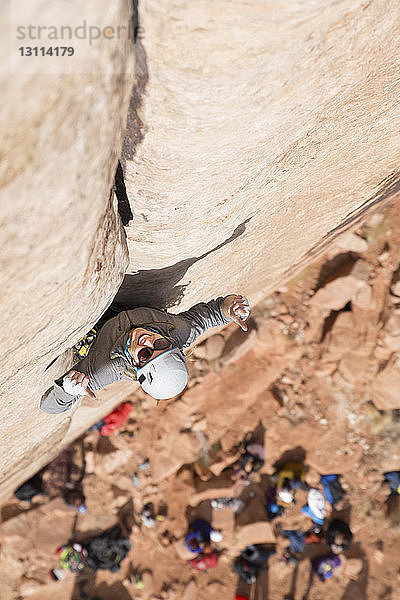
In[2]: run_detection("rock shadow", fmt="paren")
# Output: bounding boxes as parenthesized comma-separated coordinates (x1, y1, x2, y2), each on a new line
(114, 161, 133, 226)
(245, 420, 266, 448)
(314, 252, 359, 292)
(272, 446, 307, 472)
(118, 497, 135, 537)
(113, 217, 253, 309)
(319, 300, 352, 343)
(70, 568, 96, 600)
(253, 563, 270, 600)
(114, 0, 148, 226)
(93, 582, 132, 600)
(340, 542, 369, 600)
(301, 567, 315, 600)
(283, 561, 299, 600)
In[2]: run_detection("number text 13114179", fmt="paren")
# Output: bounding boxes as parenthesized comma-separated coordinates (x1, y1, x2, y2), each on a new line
(19, 47, 75, 56)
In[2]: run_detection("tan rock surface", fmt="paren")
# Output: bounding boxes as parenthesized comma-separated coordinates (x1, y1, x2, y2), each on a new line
(0, 0, 134, 502)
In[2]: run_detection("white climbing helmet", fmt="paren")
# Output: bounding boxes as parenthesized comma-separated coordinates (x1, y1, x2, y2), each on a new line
(136, 348, 189, 400)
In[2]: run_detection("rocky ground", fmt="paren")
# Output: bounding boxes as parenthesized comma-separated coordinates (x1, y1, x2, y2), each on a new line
(1, 200, 400, 600)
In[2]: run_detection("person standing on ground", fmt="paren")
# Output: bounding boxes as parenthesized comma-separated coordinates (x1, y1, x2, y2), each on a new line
(40, 294, 250, 414)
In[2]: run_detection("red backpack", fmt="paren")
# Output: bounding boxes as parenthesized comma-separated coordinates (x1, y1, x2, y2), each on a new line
(188, 552, 218, 571)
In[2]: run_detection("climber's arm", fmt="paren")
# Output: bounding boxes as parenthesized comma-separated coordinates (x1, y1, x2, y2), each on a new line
(176, 294, 250, 347)
(40, 376, 84, 414)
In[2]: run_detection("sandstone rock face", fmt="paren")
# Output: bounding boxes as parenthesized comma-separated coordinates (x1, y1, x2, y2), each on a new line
(0, 1, 134, 502)
(120, 0, 400, 311)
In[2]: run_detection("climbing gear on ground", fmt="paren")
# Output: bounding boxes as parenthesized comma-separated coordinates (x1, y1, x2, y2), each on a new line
(57, 543, 88, 573)
(211, 497, 246, 513)
(384, 471, 400, 495)
(320, 474, 345, 507)
(282, 530, 306, 554)
(209, 530, 223, 543)
(99, 402, 132, 436)
(185, 519, 213, 554)
(85, 525, 131, 572)
(189, 552, 219, 571)
(302, 488, 326, 524)
(312, 555, 341, 581)
(140, 503, 156, 528)
(233, 557, 258, 584)
(136, 347, 189, 400)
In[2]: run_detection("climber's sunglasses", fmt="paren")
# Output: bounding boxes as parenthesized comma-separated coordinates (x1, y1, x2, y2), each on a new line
(137, 337, 172, 366)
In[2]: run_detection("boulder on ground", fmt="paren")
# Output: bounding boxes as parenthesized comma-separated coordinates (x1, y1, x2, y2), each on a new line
(310, 275, 365, 311)
(371, 355, 400, 410)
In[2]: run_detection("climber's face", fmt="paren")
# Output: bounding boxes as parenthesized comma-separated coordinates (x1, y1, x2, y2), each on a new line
(128, 328, 172, 368)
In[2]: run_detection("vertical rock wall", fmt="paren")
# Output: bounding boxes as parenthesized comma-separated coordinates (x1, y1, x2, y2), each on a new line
(2, 0, 400, 502)
(119, 0, 400, 310)
(0, 1, 134, 502)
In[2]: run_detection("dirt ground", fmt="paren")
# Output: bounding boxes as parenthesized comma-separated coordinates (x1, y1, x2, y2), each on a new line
(1, 200, 400, 600)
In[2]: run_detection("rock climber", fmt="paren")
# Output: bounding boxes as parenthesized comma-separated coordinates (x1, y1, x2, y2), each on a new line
(40, 294, 250, 414)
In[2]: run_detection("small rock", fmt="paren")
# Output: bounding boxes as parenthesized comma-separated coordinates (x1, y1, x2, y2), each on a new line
(182, 579, 197, 600)
(384, 314, 400, 336)
(337, 232, 368, 253)
(192, 417, 207, 432)
(382, 334, 400, 352)
(279, 314, 293, 325)
(192, 344, 207, 359)
(343, 558, 363, 580)
(207, 581, 226, 595)
(371, 355, 400, 409)
(366, 213, 384, 228)
(351, 259, 370, 281)
(310, 275, 364, 311)
(142, 570, 154, 594)
(205, 334, 225, 360)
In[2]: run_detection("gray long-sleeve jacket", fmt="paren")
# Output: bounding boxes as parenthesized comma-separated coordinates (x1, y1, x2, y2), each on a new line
(40, 297, 231, 414)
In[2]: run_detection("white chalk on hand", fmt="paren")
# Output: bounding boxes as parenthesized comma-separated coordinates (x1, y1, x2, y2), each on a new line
(63, 376, 86, 397)
(232, 297, 250, 320)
